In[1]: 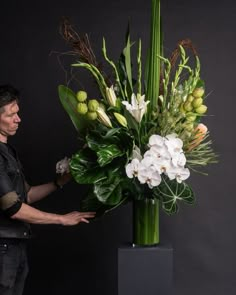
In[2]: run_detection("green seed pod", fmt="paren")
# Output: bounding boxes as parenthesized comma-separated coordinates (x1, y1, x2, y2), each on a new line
(195, 104, 207, 114)
(183, 101, 193, 112)
(192, 97, 203, 108)
(88, 99, 99, 112)
(187, 94, 195, 103)
(77, 102, 88, 115)
(76, 90, 87, 102)
(87, 111, 98, 120)
(192, 87, 205, 98)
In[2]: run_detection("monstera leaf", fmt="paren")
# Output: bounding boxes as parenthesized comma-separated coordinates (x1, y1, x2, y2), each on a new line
(154, 177, 195, 215)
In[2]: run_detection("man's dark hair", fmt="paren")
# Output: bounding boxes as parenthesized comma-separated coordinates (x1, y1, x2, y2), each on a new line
(0, 85, 20, 110)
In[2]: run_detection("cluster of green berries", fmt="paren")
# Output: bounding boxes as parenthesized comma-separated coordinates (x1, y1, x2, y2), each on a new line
(183, 87, 207, 115)
(181, 87, 207, 132)
(76, 90, 99, 120)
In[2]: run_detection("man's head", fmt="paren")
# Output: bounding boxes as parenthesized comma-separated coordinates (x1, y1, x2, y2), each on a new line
(0, 85, 21, 142)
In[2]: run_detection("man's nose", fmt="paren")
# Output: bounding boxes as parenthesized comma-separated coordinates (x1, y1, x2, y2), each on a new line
(15, 114, 21, 122)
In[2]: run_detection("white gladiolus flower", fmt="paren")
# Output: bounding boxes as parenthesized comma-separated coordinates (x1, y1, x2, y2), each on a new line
(56, 157, 70, 175)
(122, 93, 149, 123)
(125, 158, 140, 178)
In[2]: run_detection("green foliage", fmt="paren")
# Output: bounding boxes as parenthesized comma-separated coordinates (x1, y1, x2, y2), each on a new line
(154, 176, 195, 215)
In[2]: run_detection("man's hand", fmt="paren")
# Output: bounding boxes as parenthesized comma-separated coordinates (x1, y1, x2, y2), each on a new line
(59, 211, 96, 226)
(55, 172, 72, 188)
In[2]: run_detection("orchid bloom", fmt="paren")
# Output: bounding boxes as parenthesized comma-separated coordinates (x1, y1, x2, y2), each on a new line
(126, 158, 140, 178)
(122, 93, 149, 123)
(167, 166, 190, 183)
(138, 158, 161, 188)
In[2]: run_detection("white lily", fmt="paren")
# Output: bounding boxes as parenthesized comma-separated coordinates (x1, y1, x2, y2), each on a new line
(105, 85, 117, 107)
(97, 106, 113, 128)
(122, 93, 149, 123)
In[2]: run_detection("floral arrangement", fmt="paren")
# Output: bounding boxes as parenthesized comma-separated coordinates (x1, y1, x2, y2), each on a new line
(58, 0, 217, 216)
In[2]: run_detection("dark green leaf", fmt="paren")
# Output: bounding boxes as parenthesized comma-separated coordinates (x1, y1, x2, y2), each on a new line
(97, 144, 124, 167)
(70, 149, 107, 184)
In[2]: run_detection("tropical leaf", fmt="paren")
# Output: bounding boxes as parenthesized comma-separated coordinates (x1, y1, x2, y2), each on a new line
(94, 174, 123, 206)
(154, 177, 195, 215)
(70, 149, 107, 184)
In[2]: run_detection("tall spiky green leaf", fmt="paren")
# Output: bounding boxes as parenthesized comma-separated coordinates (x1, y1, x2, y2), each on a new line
(145, 0, 161, 118)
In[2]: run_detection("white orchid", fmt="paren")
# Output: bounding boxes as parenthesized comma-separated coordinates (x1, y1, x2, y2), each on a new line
(125, 133, 190, 188)
(125, 158, 141, 178)
(138, 165, 161, 189)
(166, 166, 190, 183)
(122, 93, 149, 123)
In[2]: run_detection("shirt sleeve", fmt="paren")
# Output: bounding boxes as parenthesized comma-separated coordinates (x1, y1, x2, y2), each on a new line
(0, 155, 23, 216)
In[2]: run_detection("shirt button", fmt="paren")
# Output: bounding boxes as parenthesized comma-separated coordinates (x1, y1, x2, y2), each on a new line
(23, 232, 27, 236)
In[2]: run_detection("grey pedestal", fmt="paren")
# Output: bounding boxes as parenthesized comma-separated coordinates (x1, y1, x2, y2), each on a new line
(118, 244, 173, 295)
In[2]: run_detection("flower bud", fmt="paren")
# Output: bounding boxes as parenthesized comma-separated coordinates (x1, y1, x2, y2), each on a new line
(192, 87, 205, 98)
(195, 105, 207, 114)
(186, 94, 194, 103)
(184, 122, 194, 132)
(106, 86, 117, 107)
(192, 97, 203, 108)
(114, 112, 127, 127)
(183, 101, 193, 112)
(186, 113, 197, 122)
(76, 90, 87, 102)
(97, 107, 113, 128)
(88, 99, 99, 112)
(77, 103, 88, 115)
(87, 111, 98, 120)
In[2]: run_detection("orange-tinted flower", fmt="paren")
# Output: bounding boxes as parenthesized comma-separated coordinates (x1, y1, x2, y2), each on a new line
(188, 123, 208, 151)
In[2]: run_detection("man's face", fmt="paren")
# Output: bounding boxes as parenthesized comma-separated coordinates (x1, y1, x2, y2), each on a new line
(0, 101, 21, 142)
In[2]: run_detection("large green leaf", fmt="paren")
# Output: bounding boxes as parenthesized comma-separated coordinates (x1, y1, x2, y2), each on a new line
(58, 85, 87, 132)
(81, 189, 128, 218)
(70, 149, 107, 184)
(97, 144, 124, 167)
(154, 177, 195, 215)
(94, 174, 123, 206)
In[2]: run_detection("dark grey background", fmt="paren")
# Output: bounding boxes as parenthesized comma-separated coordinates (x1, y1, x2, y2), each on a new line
(0, 0, 235, 294)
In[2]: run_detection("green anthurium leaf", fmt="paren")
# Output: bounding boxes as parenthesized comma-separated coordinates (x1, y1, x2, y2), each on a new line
(70, 149, 107, 184)
(58, 85, 87, 132)
(154, 177, 195, 215)
(94, 175, 123, 206)
(97, 144, 124, 167)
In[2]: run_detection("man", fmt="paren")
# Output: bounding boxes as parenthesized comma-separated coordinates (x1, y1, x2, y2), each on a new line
(0, 84, 95, 295)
